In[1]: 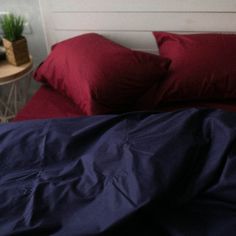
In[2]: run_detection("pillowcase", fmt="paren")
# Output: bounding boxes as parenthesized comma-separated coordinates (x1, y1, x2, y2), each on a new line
(152, 32, 236, 103)
(34, 33, 171, 115)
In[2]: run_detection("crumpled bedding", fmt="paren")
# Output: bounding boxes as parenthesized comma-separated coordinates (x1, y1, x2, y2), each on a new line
(1, 108, 236, 235)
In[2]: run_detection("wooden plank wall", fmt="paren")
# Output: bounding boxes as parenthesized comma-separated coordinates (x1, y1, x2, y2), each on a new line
(39, 0, 236, 53)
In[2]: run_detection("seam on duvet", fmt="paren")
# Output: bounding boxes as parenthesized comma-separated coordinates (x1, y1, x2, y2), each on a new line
(38, 121, 51, 165)
(111, 176, 137, 208)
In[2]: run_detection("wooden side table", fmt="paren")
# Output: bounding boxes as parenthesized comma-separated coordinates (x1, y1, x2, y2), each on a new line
(0, 58, 33, 122)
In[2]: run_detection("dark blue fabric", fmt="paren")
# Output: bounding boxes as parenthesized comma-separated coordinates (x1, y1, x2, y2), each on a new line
(0, 108, 236, 235)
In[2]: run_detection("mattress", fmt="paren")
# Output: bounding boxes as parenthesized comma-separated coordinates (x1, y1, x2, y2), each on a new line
(14, 85, 85, 121)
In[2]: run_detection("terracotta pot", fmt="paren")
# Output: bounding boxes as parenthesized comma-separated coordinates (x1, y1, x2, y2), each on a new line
(2, 37, 30, 66)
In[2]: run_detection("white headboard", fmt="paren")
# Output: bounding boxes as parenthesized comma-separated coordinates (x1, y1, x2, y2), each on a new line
(39, 0, 236, 53)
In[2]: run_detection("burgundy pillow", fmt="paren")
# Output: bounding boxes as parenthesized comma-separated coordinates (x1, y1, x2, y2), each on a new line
(34, 33, 170, 115)
(152, 32, 236, 103)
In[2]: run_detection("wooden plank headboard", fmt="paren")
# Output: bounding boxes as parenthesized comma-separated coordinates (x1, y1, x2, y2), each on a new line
(39, 0, 236, 53)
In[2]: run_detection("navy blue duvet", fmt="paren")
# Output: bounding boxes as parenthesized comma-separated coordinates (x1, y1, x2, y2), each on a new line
(0, 108, 236, 235)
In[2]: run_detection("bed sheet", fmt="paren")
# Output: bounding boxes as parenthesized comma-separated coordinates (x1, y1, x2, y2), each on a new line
(158, 100, 236, 112)
(14, 85, 85, 121)
(14, 84, 236, 121)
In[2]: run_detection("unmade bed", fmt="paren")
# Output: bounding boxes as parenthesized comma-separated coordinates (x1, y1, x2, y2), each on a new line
(1, 31, 236, 235)
(1, 1, 236, 233)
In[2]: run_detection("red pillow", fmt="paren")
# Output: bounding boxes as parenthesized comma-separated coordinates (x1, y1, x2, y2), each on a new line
(152, 32, 236, 103)
(34, 33, 170, 115)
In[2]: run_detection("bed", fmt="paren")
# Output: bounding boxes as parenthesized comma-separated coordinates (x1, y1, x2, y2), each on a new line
(1, 1, 236, 235)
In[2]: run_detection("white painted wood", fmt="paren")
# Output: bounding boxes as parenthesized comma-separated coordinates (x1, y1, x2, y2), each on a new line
(48, 30, 158, 52)
(52, 12, 236, 32)
(39, 0, 236, 54)
(50, 0, 236, 12)
(39, 0, 51, 53)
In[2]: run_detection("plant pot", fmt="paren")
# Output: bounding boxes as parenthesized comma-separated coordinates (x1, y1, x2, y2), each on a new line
(2, 37, 30, 66)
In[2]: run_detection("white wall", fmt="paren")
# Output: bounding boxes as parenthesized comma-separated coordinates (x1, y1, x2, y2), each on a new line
(40, 0, 236, 54)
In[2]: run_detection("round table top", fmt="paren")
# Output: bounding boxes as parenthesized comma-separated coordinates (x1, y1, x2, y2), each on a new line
(0, 58, 33, 84)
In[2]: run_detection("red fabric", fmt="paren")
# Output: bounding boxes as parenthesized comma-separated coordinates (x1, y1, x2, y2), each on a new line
(152, 32, 236, 103)
(14, 85, 84, 121)
(157, 101, 236, 113)
(14, 85, 236, 122)
(34, 33, 170, 115)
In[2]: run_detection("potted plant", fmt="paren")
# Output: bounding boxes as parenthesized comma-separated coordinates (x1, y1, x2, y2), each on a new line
(0, 13, 30, 66)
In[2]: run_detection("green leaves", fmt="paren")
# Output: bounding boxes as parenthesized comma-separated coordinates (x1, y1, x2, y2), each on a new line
(0, 13, 25, 42)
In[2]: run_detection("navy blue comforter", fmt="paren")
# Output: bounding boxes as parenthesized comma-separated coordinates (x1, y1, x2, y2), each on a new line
(0, 108, 236, 235)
